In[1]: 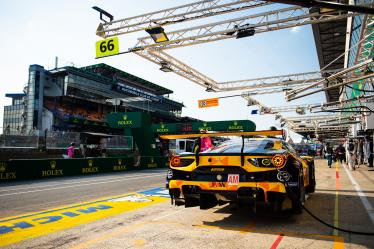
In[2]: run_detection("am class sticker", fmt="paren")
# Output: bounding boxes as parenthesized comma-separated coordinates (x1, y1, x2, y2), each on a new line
(227, 174, 239, 186)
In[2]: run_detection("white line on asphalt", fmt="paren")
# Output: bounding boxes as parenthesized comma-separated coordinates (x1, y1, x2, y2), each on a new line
(0, 170, 166, 193)
(342, 163, 374, 225)
(0, 174, 165, 197)
(152, 209, 184, 221)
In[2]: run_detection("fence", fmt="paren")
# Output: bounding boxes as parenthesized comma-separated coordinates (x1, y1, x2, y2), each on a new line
(46, 131, 80, 149)
(0, 134, 39, 148)
(46, 131, 133, 150)
(0, 129, 133, 150)
(106, 135, 133, 150)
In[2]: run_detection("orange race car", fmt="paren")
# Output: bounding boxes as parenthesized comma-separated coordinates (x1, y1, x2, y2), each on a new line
(162, 130, 316, 213)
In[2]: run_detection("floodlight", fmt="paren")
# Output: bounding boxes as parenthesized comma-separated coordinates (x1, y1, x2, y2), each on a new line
(296, 107, 306, 115)
(146, 26, 169, 43)
(92, 6, 113, 23)
(205, 86, 215, 92)
(236, 27, 255, 39)
(96, 23, 105, 38)
(159, 62, 173, 72)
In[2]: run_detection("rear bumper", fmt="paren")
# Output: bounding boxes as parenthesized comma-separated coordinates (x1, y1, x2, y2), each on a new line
(169, 179, 286, 203)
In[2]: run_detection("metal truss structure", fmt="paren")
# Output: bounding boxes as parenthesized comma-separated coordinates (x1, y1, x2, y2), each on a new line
(286, 114, 354, 122)
(133, 6, 355, 51)
(99, 1, 356, 93)
(97, 0, 271, 37)
(309, 94, 374, 113)
(286, 58, 374, 101)
(259, 103, 321, 114)
(218, 69, 340, 92)
(95, 0, 372, 138)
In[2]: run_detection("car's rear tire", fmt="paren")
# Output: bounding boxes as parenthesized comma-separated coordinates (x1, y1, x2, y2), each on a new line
(291, 176, 304, 214)
(305, 162, 316, 193)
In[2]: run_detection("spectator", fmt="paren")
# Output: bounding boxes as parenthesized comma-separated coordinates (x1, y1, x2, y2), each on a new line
(347, 139, 356, 170)
(324, 142, 333, 168)
(364, 136, 373, 167)
(67, 142, 75, 158)
(199, 129, 213, 152)
(335, 143, 346, 164)
(200, 136, 213, 152)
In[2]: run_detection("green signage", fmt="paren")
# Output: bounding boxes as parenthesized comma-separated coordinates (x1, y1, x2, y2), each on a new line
(152, 120, 256, 133)
(106, 112, 143, 128)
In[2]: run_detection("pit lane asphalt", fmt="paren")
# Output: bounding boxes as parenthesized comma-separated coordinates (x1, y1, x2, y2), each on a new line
(1, 160, 374, 249)
(0, 169, 167, 218)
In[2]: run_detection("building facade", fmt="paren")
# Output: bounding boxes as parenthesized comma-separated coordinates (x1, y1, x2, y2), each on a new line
(344, 1, 374, 134)
(3, 94, 26, 134)
(3, 63, 188, 135)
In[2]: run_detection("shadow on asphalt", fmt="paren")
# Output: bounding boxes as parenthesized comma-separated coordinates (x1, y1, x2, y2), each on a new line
(201, 192, 374, 248)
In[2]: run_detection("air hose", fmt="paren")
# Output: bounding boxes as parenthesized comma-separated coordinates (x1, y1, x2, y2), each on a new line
(285, 182, 374, 236)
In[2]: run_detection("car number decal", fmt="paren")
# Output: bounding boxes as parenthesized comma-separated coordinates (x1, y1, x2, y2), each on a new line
(227, 174, 239, 185)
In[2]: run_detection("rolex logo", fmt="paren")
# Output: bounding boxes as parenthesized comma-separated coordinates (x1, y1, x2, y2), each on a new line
(151, 157, 154, 163)
(88, 160, 93, 167)
(203, 122, 207, 127)
(50, 161, 57, 169)
(118, 159, 122, 165)
(161, 123, 165, 129)
(0, 165, 6, 172)
(234, 121, 238, 126)
(123, 115, 127, 120)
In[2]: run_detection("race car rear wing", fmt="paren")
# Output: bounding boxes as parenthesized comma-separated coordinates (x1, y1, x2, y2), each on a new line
(160, 130, 285, 166)
(159, 130, 284, 140)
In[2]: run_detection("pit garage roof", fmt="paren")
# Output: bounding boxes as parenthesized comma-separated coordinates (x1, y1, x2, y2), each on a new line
(80, 63, 173, 96)
(311, 3, 348, 102)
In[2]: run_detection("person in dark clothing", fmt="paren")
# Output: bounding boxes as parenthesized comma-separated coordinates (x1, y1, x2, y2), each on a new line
(335, 143, 346, 163)
(368, 137, 373, 167)
(324, 143, 333, 168)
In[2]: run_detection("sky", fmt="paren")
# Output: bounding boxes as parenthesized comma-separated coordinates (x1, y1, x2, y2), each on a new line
(0, 0, 326, 133)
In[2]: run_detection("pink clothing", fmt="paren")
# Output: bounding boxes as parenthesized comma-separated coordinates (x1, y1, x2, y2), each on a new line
(200, 137, 213, 152)
(67, 146, 75, 158)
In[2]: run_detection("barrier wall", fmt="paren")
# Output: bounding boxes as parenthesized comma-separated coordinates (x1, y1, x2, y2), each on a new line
(0, 156, 169, 182)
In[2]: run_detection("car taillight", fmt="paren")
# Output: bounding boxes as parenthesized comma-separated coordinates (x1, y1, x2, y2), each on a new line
(272, 154, 286, 167)
(248, 158, 273, 167)
(171, 156, 181, 167)
(170, 156, 195, 167)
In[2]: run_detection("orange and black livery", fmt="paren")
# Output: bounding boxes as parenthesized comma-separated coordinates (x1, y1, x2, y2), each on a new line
(161, 130, 316, 213)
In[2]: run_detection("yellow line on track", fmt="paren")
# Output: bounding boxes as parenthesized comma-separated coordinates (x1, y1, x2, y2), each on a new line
(0, 193, 168, 247)
(333, 161, 340, 236)
(333, 161, 344, 249)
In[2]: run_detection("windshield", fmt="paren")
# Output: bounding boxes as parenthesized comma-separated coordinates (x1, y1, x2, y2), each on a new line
(203, 139, 285, 154)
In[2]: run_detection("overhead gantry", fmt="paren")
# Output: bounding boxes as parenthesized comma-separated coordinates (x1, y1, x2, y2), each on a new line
(93, 0, 373, 138)
(95, 0, 357, 91)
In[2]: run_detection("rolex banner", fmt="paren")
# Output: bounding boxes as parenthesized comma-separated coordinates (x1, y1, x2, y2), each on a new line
(0, 156, 168, 182)
(106, 112, 143, 129)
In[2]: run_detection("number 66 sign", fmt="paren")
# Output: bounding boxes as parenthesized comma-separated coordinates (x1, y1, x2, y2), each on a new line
(95, 37, 119, 58)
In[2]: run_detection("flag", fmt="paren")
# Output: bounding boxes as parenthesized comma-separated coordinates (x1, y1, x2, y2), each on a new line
(251, 109, 259, 115)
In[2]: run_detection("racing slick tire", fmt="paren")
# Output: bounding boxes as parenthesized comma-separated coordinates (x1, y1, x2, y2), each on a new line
(305, 162, 316, 193)
(291, 176, 305, 214)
